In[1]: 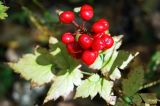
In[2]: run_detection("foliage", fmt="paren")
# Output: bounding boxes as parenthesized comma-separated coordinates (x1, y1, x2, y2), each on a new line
(148, 51, 160, 71)
(8, 33, 140, 105)
(44, 65, 83, 103)
(0, 1, 8, 20)
(122, 66, 144, 97)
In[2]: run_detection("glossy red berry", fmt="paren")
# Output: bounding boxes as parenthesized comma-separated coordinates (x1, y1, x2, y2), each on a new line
(59, 11, 75, 24)
(91, 38, 106, 51)
(81, 50, 98, 65)
(61, 32, 74, 44)
(81, 4, 93, 11)
(80, 4, 93, 21)
(67, 42, 82, 54)
(92, 22, 106, 33)
(78, 34, 92, 49)
(98, 19, 109, 30)
(93, 32, 105, 39)
(102, 34, 114, 49)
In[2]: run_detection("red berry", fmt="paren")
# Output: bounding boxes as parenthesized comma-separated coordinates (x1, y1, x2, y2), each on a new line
(92, 22, 106, 33)
(61, 32, 74, 44)
(59, 11, 75, 24)
(101, 34, 114, 49)
(78, 34, 92, 49)
(91, 38, 106, 51)
(80, 11, 93, 21)
(80, 4, 93, 20)
(93, 32, 105, 39)
(67, 42, 82, 54)
(70, 52, 82, 59)
(81, 4, 93, 11)
(81, 50, 98, 65)
(98, 19, 109, 30)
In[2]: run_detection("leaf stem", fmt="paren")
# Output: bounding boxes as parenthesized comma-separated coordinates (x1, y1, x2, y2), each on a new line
(139, 79, 160, 90)
(81, 71, 93, 76)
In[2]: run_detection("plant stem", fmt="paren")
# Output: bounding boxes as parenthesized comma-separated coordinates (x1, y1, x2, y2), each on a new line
(72, 20, 88, 33)
(82, 20, 86, 31)
(72, 20, 80, 28)
(139, 79, 160, 90)
(81, 71, 93, 76)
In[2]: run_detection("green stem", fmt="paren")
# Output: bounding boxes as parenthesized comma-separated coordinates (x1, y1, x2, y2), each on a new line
(139, 79, 160, 90)
(81, 71, 93, 76)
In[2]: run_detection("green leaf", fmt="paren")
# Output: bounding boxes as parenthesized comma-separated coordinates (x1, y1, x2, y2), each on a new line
(0, 1, 8, 20)
(122, 66, 144, 97)
(148, 51, 160, 71)
(49, 37, 79, 71)
(44, 65, 83, 103)
(8, 47, 56, 86)
(101, 35, 138, 80)
(132, 94, 142, 106)
(140, 93, 157, 105)
(75, 74, 102, 99)
(115, 98, 129, 106)
(89, 54, 103, 70)
(102, 35, 123, 65)
(75, 74, 115, 105)
(102, 50, 138, 80)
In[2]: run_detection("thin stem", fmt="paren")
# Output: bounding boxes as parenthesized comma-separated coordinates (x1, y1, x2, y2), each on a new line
(82, 20, 86, 30)
(72, 20, 80, 28)
(81, 71, 93, 76)
(72, 20, 88, 33)
(139, 79, 160, 90)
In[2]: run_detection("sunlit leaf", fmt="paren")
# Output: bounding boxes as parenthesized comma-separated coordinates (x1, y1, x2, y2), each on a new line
(102, 50, 138, 80)
(75, 74, 115, 105)
(8, 47, 56, 86)
(44, 65, 83, 103)
(0, 1, 8, 20)
(101, 34, 138, 80)
(89, 54, 103, 70)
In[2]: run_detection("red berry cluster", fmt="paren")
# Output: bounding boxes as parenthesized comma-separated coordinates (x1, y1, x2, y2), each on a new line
(59, 4, 114, 65)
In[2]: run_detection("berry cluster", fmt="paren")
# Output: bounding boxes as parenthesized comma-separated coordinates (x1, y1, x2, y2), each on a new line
(59, 4, 114, 65)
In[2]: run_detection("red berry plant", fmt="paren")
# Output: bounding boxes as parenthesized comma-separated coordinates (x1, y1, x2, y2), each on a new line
(8, 4, 158, 106)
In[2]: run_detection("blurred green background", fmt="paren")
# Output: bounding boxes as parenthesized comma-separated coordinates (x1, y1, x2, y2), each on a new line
(0, 0, 160, 106)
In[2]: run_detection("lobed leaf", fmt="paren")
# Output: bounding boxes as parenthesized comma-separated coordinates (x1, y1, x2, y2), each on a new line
(8, 47, 56, 86)
(75, 74, 115, 105)
(122, 66, 144, 97)
(44, 65, 83, 103)
(101, 35, 138, 80)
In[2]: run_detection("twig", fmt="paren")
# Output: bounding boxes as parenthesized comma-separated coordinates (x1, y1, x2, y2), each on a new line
(139, 79, 160, 90)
